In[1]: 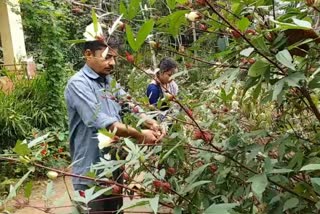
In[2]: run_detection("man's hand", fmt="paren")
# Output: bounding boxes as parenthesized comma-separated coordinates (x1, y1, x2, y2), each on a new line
(144, 118, 167, 140)
(138, 129, 159, 144)
(144, 118, 160, 130)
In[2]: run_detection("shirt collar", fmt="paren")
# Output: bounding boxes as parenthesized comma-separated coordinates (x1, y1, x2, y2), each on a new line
(82, 64, 111, 84)
(82, 64, 100, 79)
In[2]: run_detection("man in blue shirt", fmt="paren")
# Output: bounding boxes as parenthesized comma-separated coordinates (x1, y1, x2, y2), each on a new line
(65, 38, 164, 213)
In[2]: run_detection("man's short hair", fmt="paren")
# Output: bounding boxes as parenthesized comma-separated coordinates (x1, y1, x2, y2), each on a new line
(158, 57, 177, 73)
(83, 36, 120, 53)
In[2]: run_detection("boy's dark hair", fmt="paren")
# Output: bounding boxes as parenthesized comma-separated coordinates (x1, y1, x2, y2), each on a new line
(83, 36, 120, 53)
(158, 57, 177, 73)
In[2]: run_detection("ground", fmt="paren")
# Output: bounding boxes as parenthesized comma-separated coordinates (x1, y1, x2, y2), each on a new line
(9, 176, 169, 214)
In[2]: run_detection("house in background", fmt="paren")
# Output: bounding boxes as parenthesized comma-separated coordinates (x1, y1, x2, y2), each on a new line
(0, 0, 26, 66)
(0, 0, 35, 91)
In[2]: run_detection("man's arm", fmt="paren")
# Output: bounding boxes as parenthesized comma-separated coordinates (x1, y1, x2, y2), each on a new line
(66, 80, 119, 129)
(108, 122, 160, 144)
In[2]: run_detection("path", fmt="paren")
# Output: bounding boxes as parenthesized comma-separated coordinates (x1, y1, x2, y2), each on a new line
(11, 176, 168, 214)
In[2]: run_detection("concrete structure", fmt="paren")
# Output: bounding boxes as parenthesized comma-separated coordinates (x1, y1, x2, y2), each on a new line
(0, 0, 27, 65)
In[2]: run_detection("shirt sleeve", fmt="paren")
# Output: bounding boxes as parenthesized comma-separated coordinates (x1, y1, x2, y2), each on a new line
(66, 80, 120, 129)
(147, 84, 161, 105)
(170, 81, 179, 95)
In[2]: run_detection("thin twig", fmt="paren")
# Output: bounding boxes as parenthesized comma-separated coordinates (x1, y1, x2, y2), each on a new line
(160, 46, 248, 69)
(0, 157, 174, 210)
(204, 0, 287, 74)
(298, 86, 320, 122)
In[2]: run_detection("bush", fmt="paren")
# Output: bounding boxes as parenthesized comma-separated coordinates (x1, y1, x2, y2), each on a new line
(0, 74, 58, 150)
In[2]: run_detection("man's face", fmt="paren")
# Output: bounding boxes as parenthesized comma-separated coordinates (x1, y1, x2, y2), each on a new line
(85, 47, 118, 76)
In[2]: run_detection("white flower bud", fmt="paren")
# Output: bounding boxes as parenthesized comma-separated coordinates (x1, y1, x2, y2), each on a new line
(214, 154, 226, 163)
(232, 101, 239, 110)
(47, 171, 58, 180)
(185, 11, 202, 22)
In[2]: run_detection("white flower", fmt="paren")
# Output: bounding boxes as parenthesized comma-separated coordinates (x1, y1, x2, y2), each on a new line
(212, 89, 220, 94)
(214, 154, 226, 163)
(218, 123, 226, 129)
(185, 11, 202, 22)
(97, 133, 113, 149)
(83, 22, 104, 41)
(108, 15, 123, 35)
(232, 101, 239, 110)
(104, 154, 111, 160)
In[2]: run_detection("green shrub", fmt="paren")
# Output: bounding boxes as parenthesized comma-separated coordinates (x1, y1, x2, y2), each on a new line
(0, 74, 58, 150)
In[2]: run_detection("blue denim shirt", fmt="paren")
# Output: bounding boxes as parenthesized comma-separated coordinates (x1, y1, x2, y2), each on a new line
(64, 64, 126, 185)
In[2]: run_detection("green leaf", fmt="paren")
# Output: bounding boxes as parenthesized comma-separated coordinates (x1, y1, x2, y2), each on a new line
(271, 20, 312, 30)
(269, 168, 293, 174)
(276, 50, 295, 71)
(283, 198, 299, 211)
(149, 0, 156, 5)
(149, 195, 159, 214)
(236, 17, 250, 32)
(252, 82, 262, 100)
(214, 68, 239, 92)
(24, 181, 33, 199)
(185, 164, 210, 183)
(272, 73, 304, 101)
(311, 178, 320, 194)
(126, 20, 154, 52)
(14, 140, 31, 156)
(158, 11, 188, 36)
(128, 0, 141, 20)
(217, 37, 229, 51)
(5, 170, 32, 202)
(91, 9, 98, 33)
(136, 19, 155, 48)
(98, 129, 115, 138)
(119, 198, 150, 212)
(252, 36, 269, 54)
(272, 79, 284, 101)
(45, 181, 55, 199)
(182, 181, 212, 194)
(119, 1, 127, 17)
(240, 47, 254, 57)
(91, 187, 112, 201)
(173, 207, 182, 214)
(160, 141, 182, 163)
(124, 138, 137, 153)
(248, 60, 270, 77)
(309, 76, 320, 89)
(292, 18, 312, 29)
(300, 164, 320, 171)
(264, 157, 273, 174)
(28, 133, 50, 148)
(283, 72, 304, 87)
(126, 25, 138, 51)
(176, 0, 188, 3)
(204, 203, 238, 214)
(248, 173, 268, 200)
(316, 201, 320, 210)
(67, 39, 87, 44)
(166, 0, 176, 9)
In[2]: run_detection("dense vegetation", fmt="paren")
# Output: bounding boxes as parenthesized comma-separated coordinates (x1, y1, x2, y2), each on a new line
(2, 0, 320, 213)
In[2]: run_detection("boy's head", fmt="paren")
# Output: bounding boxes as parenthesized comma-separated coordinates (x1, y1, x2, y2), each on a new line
(157, 57, 177, 84)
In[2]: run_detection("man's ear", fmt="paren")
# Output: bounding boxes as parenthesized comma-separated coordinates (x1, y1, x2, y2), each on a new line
(84, 49, 93, 60)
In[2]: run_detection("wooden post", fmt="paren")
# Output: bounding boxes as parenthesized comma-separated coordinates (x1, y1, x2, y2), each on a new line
(0, 0, 27, 65)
